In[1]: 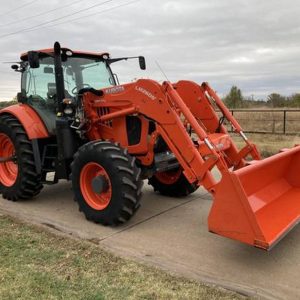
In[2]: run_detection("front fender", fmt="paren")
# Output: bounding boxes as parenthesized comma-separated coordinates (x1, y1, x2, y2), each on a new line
(0, 104, 49, 139)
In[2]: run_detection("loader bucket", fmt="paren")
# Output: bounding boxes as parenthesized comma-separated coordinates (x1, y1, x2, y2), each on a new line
(208, 146, 300, 250)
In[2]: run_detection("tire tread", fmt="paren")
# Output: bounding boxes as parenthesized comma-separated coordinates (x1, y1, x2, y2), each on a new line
(0, 114, 43, 200)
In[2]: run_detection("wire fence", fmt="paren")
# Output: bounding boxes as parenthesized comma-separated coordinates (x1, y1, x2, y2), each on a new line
(220, 109, 300, 135)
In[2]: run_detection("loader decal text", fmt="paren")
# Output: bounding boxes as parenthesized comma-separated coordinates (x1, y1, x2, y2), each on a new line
(135, 86, 156, 100)
(105, 86, 125, 95)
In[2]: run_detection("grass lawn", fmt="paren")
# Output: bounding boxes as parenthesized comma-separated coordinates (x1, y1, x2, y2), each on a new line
(0, 216, 244, 300)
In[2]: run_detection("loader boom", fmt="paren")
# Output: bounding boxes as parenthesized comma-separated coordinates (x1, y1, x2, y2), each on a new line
(82, 79, 259, 192)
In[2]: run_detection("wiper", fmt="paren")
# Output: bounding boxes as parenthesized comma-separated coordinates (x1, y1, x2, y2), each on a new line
(81, 63, 101, 70)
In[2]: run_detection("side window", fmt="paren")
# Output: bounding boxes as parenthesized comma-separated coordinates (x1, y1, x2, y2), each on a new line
(23, 57, 55, 102)
(28, 67, 56, 100)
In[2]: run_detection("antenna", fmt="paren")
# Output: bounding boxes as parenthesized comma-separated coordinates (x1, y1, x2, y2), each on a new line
(155, 60, 169, 81)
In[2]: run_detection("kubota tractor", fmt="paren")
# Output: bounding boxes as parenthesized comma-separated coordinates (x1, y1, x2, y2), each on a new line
(0, 42, 299, 250)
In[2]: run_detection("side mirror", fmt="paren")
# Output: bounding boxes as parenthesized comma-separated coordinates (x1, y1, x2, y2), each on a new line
(27, 51, 40, 68)
(11, 64, 19, 71)
(139, 56, 146, 70)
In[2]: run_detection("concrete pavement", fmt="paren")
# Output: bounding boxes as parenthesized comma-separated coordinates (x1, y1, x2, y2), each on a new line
(0, 181, 299, 299)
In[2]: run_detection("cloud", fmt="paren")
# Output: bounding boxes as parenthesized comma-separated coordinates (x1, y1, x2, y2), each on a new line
(230, 57, 255, 64)
(0, 0, 299, 100)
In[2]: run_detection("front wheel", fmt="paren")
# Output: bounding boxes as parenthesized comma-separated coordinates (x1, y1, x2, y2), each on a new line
(71, 141, 143, 226)
(148, 168, 198, 197)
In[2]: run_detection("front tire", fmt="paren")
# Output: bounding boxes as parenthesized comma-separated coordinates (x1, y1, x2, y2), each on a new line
(71, 141, 143, 226)
(0, 114, 43, 200)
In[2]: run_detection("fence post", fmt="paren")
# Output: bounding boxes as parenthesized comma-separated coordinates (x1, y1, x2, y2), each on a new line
(283, 110, 286, 134)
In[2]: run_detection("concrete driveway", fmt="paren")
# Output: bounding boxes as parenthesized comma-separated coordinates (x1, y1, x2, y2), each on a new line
(0, 181, 299, 300)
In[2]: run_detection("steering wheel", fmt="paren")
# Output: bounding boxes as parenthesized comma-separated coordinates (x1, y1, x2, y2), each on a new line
(71, 84, 91, 95)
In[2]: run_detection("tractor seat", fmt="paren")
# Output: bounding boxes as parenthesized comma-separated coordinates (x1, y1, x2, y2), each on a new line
(198, 133, 232, 156)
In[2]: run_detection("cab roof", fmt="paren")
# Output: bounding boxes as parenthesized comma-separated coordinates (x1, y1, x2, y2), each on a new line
(20, 47, 110, 61)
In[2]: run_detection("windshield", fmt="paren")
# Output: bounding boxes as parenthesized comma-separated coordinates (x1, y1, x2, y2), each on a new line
(21, 55, 115, 104)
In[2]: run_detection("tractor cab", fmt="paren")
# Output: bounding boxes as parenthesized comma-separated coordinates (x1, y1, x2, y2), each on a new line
(17, 48, 116, 135)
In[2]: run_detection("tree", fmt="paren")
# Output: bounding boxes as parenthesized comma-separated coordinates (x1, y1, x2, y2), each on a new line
(288, 93, 300, 108)
(267, 93, 286, 107)
(223, 86, 243, 108)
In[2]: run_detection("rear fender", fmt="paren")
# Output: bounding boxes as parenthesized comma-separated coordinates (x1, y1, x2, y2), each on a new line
(0, 104, 49, 139)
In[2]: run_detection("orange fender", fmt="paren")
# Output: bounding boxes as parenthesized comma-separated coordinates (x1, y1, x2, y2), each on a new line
(0, 104, 49, 139)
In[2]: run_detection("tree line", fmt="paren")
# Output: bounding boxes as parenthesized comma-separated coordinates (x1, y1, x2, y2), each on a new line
(0, 100, 17, 108)
(223, 86, 300, 108)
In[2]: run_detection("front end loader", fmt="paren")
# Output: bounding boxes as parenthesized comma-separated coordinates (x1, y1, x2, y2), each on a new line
(0, 41, 299, 250)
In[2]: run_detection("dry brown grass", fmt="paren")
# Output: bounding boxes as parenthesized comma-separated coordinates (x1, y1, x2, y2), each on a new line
(231, 132, 300, 157)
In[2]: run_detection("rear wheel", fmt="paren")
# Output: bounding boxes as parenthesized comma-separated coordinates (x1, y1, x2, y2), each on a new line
(71, 141, 143, 225)
(0, 114, 43, 200)
(148, 168, 198, 197)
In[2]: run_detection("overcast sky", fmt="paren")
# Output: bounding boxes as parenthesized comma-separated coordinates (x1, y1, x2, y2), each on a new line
(0, 0, 299, 101)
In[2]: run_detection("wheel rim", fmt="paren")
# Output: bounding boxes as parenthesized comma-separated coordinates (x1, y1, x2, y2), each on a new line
(0, 133, 18, 187)
(155, 169, 182, 185)
(80, 162, 112, 210)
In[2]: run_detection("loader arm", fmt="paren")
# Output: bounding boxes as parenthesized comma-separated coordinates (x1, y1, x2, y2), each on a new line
(82, 79, 258, 193)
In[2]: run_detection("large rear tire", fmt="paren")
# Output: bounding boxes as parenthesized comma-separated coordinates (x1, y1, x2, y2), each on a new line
(71, 141, 143, 226)
(148, 168, 198, 197)
(0, 114, 43, 200)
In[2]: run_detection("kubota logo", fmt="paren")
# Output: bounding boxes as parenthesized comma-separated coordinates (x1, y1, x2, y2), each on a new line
(105, 86, 125, 94)
(135, 86, 156, 100)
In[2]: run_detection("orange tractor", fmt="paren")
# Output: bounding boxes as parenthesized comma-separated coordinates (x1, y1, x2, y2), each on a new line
(0, 42, 299, 250)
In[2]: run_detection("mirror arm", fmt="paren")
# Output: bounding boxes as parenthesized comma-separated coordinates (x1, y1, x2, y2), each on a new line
(107, 56, 146, 70)
(107, 57, 129, 64)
